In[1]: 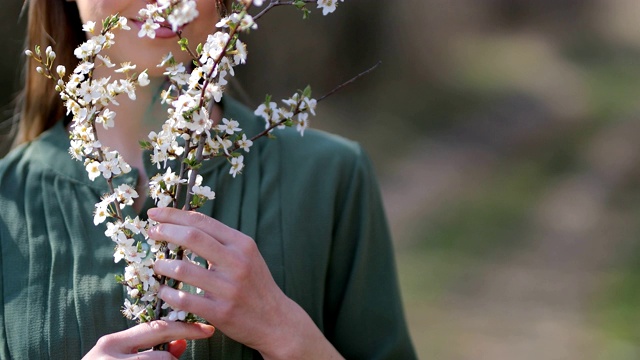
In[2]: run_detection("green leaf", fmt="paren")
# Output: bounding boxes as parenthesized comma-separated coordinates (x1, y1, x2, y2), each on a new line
(302, 85, 312, 98)
(178, 37, 189, 52)
(146, 305, 155, 319)
(138, 140, 152, 150)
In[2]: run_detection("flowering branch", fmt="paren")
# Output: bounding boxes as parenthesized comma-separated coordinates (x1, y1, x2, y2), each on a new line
(28, 0, 362, 350)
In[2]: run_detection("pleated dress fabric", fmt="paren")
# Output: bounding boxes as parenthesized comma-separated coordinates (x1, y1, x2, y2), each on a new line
(0, 97, 416, 359)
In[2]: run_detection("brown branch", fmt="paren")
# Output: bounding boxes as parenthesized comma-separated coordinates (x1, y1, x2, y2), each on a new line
(254, 0, 317, 21)
(317, 61, 382, 102)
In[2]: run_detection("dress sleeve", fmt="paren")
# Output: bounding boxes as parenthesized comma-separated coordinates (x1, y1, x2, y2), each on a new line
(324, 147, 417, 359)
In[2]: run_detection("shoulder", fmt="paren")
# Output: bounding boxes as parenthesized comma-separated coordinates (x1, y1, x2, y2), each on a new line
(0, 144, 33, 239)
(273, 127, 370, 186)
(277, 126, 363, 161)
(0, 133, 58, 186)
(0, 143, 33, 188)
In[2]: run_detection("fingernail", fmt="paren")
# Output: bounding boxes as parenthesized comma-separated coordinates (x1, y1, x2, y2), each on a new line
(147, 208, 158, 217)
(203, 325, 215, 334)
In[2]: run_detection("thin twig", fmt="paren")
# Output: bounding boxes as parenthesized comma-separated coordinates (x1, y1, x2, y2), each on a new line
(317, 61, 382, 102)
(204, 60, 382, 159)
(254, 0, 316, 21)
(175, 31, 204, 68)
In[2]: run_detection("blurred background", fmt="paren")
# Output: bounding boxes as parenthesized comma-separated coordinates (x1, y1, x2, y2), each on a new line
(4, 0, 640, 358)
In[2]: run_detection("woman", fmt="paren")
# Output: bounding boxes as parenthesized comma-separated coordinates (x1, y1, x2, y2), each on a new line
(0, 0, 416, 359)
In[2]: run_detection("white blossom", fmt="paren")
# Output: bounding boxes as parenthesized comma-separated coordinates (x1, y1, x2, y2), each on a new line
(237, 134, 253, 152)
(138, 19, 160, 39)
(166, 0, 199, 32)
(85, 160, 101, 181)
(115, 62, 136, 73)
(217, 118, 241, 135)
(137, 71, 150, 87)
(117, 17, 131, 31)
(317, 0, 344, 16)
(163, 309, 187, 322)
(158, 53, 174, 68)
(96, 108, 116, 129)
(115, 184, 139, 208)
(93, 202, 109, 225)
(229, 155, 245, 178)
(82, 21, 96, 33)
(192, 185, 216, 200)
(234, 40, 248, 65)
(297, 112, 309, 136)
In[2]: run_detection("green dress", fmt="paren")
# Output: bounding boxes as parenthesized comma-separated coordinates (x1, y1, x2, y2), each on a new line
(0, 97, 416, 359)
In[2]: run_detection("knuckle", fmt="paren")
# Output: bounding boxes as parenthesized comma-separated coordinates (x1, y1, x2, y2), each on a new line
(151, 224, 163, 237)
(188, 210, 209, 226)
(147, 320, 169, 333)
(95, 334, 114, 349)
(170, 291, 192, 310)
(184, 227, 206, 247)
(172, 261, 191, 278)
(237, 236, 257, 255)
(172, 291, 192, 309)
(183, 227, 198, 241)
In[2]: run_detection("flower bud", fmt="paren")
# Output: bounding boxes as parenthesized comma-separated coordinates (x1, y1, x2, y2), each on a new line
(36, 67, 44, 74)
(24, 49, 33, 57)
(56, 65, 66, 78)
(137, 71, 150, 87)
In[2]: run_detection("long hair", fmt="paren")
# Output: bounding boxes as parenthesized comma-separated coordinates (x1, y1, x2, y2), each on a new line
(14, 0, 233, 147)
(14, 0, 84, 146)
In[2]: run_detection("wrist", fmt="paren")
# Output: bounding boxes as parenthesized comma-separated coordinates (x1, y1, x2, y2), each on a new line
(257, 297, 307, 360)
(257, 297, 342, 360)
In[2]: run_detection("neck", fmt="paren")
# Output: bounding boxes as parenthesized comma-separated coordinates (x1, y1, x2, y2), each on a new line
(91, 68, 223, 184)
(94, 74, 167, 168)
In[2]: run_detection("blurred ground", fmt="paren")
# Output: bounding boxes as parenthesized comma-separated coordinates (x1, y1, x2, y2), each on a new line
(5, 1, 640, 359)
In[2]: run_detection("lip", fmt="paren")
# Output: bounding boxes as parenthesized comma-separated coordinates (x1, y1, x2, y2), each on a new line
(131, 19, 181, 39)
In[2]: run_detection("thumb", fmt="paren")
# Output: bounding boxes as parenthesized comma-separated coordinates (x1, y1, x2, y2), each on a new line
(168, 339, 188, 358)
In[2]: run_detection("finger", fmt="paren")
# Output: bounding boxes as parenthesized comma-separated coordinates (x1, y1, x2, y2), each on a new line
(158, 285, 226, 319)
(168, 339, 188, 358)
(148, 223, 229, 265)
(154, 259, 228, 294)
(148, 208, 237, 244)
(99, 321, 214, 354)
